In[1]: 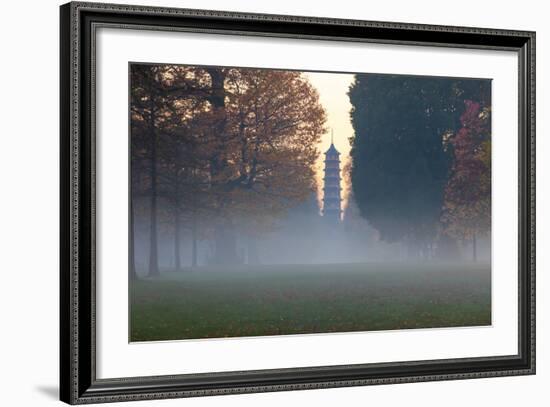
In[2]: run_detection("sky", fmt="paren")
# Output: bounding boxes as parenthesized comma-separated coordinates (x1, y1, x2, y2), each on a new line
(304, 71, 355, 215)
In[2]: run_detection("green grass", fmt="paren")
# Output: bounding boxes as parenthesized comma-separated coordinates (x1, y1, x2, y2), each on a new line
(130, 262, 491, 342)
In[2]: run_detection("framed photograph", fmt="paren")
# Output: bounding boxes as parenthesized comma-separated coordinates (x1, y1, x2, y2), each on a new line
(60, 1, 536, 404)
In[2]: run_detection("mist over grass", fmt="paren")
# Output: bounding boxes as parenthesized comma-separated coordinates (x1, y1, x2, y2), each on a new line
(130, 262, 491, 342)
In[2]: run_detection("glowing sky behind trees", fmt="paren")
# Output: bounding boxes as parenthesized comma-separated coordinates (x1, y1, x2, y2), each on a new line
(304, 72, 354, 217)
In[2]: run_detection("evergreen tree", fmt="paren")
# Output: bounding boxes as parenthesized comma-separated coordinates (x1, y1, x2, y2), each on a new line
(348, 74, 490, 256)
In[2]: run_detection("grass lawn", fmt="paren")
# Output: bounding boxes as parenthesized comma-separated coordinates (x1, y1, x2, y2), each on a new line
(130, 262, 491, 342)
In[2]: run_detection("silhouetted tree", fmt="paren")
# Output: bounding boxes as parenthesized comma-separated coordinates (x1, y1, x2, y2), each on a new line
(348, 74, 490, 257)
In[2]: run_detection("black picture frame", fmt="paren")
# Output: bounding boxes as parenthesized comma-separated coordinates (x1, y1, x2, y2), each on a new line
(60, 1, 536, 404)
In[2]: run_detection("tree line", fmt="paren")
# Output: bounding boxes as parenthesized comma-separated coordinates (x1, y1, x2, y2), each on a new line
(348, 74, 491, 260)
(130, 64, 326, 278)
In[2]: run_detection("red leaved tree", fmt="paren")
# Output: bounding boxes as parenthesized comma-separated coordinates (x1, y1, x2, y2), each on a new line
(441, 100, 491, 261)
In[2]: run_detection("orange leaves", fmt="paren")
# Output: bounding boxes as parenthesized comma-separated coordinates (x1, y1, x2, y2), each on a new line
(131, 64, 328, 240)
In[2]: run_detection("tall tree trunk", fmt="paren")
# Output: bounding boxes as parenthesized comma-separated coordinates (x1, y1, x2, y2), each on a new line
(174, 208, 182, 272)
(472, 231, 477, 262)
(191, 216, 198, 267)
(148, 156, 159, 276)
(206, 68, 228, 174)
(204, 68, 238, 266)
(129, 196, 138, 280)
(147, 94, 160, 277)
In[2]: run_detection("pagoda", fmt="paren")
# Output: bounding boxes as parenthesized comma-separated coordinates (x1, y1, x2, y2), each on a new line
(322, 133, 342, 223)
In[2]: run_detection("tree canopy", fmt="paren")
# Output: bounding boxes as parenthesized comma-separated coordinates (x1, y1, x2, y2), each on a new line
(441, 100, 491, 259)
(348, 73, 491, 256)
(130, 64, 326, 272)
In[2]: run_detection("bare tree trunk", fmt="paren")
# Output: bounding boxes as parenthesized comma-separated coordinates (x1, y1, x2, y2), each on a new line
(147, 93, 159, 277)
(148, 160, 159, 276)
(129, 196, 138, 280)
(204, 68, 238, 266)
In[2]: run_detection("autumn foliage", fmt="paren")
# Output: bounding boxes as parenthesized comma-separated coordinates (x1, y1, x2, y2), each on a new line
(130, 64, 326, 273)
(441, 100, 491, 258)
